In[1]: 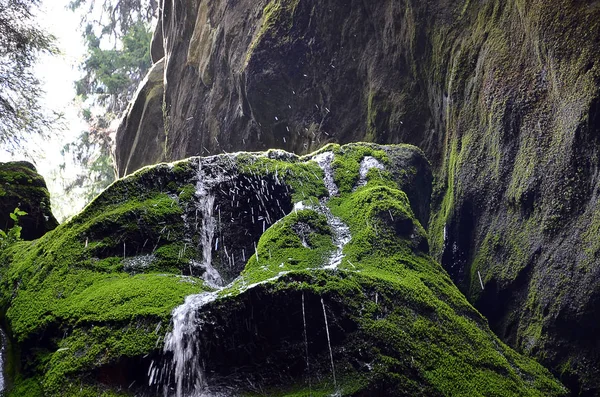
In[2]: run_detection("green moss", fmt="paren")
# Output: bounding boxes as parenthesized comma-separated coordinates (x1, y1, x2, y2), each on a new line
(0, 162, 58, 239)
(41, 326, 155, 394)
(0, 162, 212, 395)
(6, 376, 43, 397)
(177, 183, 196, 202)
(310, 143, 389, 195)
(236, 151, 328, 202)
(245, 0, 300, 64)
(232, 209, 334, 288)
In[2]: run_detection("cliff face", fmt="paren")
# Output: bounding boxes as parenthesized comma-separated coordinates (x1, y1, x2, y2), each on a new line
(115, 0, 600, 393)
(116, 0, 438, 175)
(428, 2, 600, 395)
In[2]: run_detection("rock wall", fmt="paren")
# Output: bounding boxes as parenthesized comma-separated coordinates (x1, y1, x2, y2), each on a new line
(116, 0, 438, 176)
(428, 3, 600, 395)
(115, 0, 600, 393)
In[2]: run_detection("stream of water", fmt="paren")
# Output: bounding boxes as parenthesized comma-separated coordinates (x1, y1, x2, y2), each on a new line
(0, 327, 6, 394)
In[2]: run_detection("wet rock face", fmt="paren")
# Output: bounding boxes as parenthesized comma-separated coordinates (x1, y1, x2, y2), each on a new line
(0, 161, 58, 240)
(425, 2, 600, 394)
(115, 0, 434, 176)
(115, 59, 166, 177)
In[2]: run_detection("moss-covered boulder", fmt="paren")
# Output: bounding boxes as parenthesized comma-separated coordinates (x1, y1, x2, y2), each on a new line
(0, 161, 58, 241)
(0, 144, 564, 396)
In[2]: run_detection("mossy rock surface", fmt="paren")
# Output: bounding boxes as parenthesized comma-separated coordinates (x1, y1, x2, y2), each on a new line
(0, 143, 564, 396)
(0, 161, 58, 240)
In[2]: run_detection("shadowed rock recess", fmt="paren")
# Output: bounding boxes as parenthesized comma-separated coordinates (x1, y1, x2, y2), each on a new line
(114, 0, 600, 394)
(0, 162, 58, 240)
(0, 144, 566, 396)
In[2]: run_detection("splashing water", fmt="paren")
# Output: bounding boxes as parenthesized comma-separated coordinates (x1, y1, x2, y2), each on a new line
(153, 152, 365, 395)
(155, 292, 219, 397)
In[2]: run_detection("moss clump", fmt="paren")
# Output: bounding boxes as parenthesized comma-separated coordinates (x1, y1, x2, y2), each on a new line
(239, 208, 335, 285)
(246, 0, 300, 64)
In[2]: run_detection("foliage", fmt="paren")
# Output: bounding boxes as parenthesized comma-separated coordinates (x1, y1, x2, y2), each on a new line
(0, 0, 59, 152)
(60, 128, 116, 205)
(0, 207, 27, 249)
(75, 19, 153, 114)
(69, 0, 158, 38)
(58, 0, 157, 208)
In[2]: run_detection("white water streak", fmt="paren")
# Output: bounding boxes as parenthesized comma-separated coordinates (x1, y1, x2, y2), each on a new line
(357, 156, 384, 188)
(0, 328, 5, 393)
(321, 297, 337, 391)
(313, 152, 338, 197)
(309, 152, 353, 270)
(162, 292, 218, 397)
(195, 161, 225, 288)
(302, 292, 312, 396)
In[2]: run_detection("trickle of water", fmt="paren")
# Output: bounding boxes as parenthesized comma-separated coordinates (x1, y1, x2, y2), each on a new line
(321, 297, 337, 392)
(356, 156, 384, 188)
(302, 293, 312, 396)
(303, 152, 354, 270)
(294, 200, 349, 271)
(321, 206, 351, 270)
(0, 327, 6, 394)
(313, 152, 338, 197)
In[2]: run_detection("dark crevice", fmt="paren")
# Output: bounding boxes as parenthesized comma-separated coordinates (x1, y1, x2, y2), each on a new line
(441, 199, 475, 291)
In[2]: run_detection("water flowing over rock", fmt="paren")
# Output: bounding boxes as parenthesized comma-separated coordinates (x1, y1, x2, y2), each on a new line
(0, 143, 568, 396)
(0, 328, 6, 394)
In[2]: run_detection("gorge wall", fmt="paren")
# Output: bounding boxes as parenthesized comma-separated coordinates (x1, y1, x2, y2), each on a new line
(114, 0, 600, 394)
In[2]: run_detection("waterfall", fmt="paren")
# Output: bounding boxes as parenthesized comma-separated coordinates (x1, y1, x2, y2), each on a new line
(150, 152, 381, 395)
(159, 292, 219, 397)
(195, 161, 224, 288)
(151, 159, 229, 396)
